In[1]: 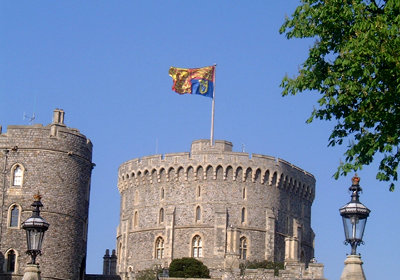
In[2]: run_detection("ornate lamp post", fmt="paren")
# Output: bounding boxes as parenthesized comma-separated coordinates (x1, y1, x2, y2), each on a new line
(339, 175, 370, 280)
(21, 194, 50, 280)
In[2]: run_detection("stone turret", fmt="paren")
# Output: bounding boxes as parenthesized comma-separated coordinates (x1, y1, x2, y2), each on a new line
(117, 140, 316, 278)
(0, 109, 93, 280)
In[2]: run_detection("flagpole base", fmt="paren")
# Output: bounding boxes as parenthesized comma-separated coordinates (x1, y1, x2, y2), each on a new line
(340, 255, 366, 280)
(22, 264, 41, 280)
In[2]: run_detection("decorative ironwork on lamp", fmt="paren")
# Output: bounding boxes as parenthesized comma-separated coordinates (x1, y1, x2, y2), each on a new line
(339, 175, 370, 255)
(21, 193, 50, 264)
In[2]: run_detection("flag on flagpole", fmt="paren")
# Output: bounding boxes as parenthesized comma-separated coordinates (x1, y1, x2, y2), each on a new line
(169, 66, 215, 98)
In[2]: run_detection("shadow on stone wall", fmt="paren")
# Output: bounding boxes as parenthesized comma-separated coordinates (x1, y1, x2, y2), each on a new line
(0, 273, 14, 280)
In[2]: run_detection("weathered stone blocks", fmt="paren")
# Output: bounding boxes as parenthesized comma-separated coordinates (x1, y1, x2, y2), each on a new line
(0, 109, 93, 280)
(117, 139, 316, 278)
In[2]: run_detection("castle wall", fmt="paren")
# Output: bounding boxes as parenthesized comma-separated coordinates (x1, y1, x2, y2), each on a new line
(116, 140, 315, 278)
(0, 109, 93, 280)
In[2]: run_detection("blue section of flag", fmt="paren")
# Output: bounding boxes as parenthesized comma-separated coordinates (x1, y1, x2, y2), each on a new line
(191, 79, 214, 98)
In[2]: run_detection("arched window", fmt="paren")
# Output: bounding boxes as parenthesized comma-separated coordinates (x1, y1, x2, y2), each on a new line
(242, 187, 246, 199)
(195, 206, 201, 222)
(134, 190, 139, 205)
(121, 195, 126, 211)
(117, 242, 122, 266)
(12, 165, 23, 187)
(161, 187, 164, 199)
(155, 237, 164, 259)
(9, 205, 20, 228)
(159, 208, 164, 223)
(85, 178, 91, 201)
(128, 267, 134, 280)
(239, 237, 248, 260)
(192, 235, 202, 258)
(6, 250, 16, 272)
(241, 207, 246, 224)
(197, 186, 201, 197)
(133, 211, 138, 228)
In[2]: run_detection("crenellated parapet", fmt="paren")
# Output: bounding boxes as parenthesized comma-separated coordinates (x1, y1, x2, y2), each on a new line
(0, 109, 92, 163)
(118, 140, 315, 201)
(116, 139, 318, 277)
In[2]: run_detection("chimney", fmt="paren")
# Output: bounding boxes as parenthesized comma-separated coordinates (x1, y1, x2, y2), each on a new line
(50, 109, 66, 136)
(110, 249, 117, 275)
(103, 249, 110, 275)
(52, 109, 65, 125)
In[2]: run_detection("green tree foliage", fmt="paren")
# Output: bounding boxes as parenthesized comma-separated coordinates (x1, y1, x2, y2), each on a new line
(280, 0, 400, 190)
(169, 258, 210, 278)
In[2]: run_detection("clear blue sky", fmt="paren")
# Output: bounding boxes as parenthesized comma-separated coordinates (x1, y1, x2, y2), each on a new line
(1, 1, 399, 279)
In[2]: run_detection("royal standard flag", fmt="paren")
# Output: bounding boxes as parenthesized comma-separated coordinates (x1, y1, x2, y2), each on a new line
(169, 66, 215, 98)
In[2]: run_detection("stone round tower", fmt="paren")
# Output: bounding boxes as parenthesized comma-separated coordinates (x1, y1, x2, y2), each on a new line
(0, 109, 93, 280)
(117, 139, 315, 278)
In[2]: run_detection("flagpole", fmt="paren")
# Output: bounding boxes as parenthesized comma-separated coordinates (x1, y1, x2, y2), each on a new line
(210, 64, 216, 146)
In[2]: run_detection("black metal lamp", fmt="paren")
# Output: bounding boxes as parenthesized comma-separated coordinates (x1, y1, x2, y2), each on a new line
(21, 193, 50, 264)
(339, 175, 370, 255)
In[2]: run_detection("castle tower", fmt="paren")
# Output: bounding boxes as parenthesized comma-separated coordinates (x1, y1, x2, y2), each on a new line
(116, 139, 316, 278)
(0, 109, 93, 279)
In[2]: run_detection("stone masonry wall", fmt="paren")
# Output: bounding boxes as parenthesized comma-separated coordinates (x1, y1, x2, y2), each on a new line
(0, 109, 93, 280)
(117, 140, 316, 279)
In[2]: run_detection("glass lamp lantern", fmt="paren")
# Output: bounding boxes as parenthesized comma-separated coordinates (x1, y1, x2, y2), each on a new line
(339, 175, 370, 255)
(21, 193, 50, 264)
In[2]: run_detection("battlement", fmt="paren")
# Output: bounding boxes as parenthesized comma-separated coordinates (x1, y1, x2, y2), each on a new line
(117, 139, 318, 274)
(0, 109, 92, 161)
(120, 140, 313, 178)
(118, 140, 315, 201)
(191, 139, 233, 153)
